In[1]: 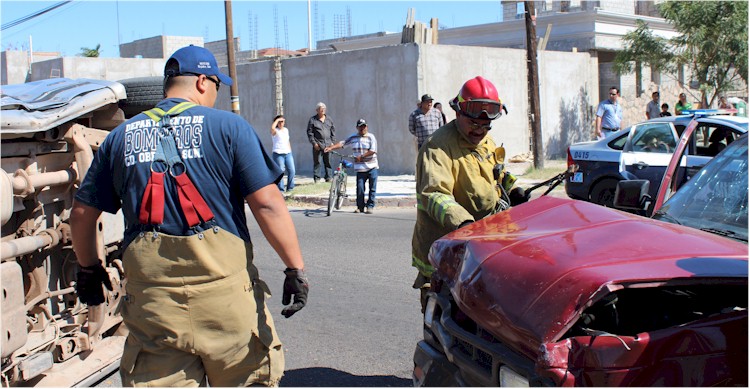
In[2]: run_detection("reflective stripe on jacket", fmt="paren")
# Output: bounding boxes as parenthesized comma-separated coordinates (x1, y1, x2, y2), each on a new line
(411, 120, 507, 277)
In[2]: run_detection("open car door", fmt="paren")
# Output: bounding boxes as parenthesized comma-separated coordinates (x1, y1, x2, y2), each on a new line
(619, 122, 679, 205)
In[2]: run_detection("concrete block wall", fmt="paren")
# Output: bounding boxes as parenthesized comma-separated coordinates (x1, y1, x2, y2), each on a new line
(2, 50, 62, 85)
(2, 51, 29, 85)
(119, 36, 202, 58)
(537, 49, 599, 158)
(163, 36, 204, 59)
(216, 44, 421, 175)
(27, 57, 165, 82)
(215, 43, 596, 174)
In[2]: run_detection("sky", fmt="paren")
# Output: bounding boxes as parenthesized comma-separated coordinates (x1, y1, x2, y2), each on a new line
(1, 0, 505, 58)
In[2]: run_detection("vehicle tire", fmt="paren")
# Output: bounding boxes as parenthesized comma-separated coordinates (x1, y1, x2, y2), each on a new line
(327, 175, 339, 216)
(118, 76, 163, 118)
(335, 175, 347, 209)
(590, 179, 618, 208)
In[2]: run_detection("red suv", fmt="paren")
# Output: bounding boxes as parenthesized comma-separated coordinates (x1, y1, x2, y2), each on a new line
(414, 126, 747, 386)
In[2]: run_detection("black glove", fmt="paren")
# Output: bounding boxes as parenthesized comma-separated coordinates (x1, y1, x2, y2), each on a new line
(509, 187, 530, 206)
(281, 268, 309, 318)
(76, 263, 113, 306)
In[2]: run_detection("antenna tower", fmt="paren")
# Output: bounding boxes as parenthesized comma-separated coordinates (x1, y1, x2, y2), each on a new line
(321, 15, 326, 40)
(314, 1, 319, 43)
(274, 6, 280, 50)
(347, 7, 352, 36)
(284, 16, 289, 51)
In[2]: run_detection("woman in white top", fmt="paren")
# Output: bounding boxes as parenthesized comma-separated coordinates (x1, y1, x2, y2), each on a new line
(271, 115, 296, 191)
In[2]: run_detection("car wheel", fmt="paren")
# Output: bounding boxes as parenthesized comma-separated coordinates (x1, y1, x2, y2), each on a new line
(118, 77, 163, 118)
(590, 179, 618, 208)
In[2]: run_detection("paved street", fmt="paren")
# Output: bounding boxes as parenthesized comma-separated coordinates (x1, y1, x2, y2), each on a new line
(256, 207, 421, 387)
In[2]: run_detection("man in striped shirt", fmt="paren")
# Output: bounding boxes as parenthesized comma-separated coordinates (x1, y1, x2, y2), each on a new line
(409, 94, 445, 150)
(325, 118, 379, 214)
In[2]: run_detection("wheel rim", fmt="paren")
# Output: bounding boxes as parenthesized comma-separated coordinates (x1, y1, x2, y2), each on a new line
(327, 176, 338, 215)
(335, 176, 346, 209)
(592, 180, 616, 207)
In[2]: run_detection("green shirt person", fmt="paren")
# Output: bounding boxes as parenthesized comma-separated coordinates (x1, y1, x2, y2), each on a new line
(675, 93, 693, 115)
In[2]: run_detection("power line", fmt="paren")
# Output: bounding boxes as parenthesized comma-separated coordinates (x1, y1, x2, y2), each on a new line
(2, 1, 73, 31)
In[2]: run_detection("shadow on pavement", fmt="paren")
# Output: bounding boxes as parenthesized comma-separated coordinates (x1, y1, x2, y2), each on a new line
(280, 367, 411, 387)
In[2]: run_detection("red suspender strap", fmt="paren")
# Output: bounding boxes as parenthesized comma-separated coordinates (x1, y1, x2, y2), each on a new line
(139, 102, 216, 229)
(138, 171, 166, 225)
(173, 173, 215, 227)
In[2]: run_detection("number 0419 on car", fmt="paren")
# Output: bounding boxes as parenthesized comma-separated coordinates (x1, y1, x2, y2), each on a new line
(570, 172, 583, 183)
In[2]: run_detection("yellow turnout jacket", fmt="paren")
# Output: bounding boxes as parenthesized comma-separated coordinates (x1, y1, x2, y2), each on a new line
(411, 120, 511, 277)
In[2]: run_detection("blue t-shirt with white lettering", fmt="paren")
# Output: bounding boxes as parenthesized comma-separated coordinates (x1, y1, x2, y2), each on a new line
(75, 98, 282, 248)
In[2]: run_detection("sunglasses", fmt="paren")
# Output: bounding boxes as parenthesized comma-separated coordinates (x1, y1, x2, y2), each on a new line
(468, 118, 492, 131)
(459, 100, 502, 120)
(183, 72, 221, 91)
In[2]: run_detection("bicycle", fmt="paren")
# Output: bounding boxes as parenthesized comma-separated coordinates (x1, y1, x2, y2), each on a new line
(327, 150, 354, 216)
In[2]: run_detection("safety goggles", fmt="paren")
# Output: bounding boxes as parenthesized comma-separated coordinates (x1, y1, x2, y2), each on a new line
(459, 99, 503, 120)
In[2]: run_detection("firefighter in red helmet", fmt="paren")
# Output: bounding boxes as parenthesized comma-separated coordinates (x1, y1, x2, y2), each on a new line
(411, 76, 525, 312)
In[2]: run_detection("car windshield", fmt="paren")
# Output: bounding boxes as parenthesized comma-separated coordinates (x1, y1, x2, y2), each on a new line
(655, 136, 748, 242)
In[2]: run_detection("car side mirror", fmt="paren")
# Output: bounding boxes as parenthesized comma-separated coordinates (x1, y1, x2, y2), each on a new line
(614, 180, 651, 210)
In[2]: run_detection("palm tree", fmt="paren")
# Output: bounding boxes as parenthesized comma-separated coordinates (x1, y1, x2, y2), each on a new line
(79, 44, 101, 57)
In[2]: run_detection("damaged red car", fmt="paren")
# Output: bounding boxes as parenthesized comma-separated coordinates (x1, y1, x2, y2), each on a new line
(413, 133, 748, 386)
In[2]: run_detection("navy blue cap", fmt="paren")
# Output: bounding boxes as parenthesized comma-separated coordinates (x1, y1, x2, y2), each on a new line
(356, 118, 367, 127)
(166, 45, 233, 86)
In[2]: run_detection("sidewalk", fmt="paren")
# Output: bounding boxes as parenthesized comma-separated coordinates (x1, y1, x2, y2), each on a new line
(287, 161, 568, 208)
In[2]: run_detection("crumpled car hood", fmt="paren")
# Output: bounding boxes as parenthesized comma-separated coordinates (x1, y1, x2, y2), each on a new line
(429, 196, 748, 359)
(1, 78, 126, 134)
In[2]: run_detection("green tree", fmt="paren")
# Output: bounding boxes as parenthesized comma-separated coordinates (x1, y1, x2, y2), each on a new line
(614, 1, 748, 108)
(79, 44, 101, 58)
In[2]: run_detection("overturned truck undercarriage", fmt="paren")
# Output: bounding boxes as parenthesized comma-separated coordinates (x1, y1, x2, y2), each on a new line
(2, 79, 129, 386)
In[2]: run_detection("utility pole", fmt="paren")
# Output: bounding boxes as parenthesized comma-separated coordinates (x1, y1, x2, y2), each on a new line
(224, 0, 240, 114)
(524, 1, 543, 169)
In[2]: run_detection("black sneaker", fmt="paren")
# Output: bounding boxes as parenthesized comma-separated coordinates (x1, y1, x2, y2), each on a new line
(325, 178, 332, 182)
(314, 177, 320, 183)
(365, 207, 374, 214)
(353, 209, 363, 213)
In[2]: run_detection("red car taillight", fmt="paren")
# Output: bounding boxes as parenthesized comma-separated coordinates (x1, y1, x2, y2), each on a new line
(566, 147, 574, 167)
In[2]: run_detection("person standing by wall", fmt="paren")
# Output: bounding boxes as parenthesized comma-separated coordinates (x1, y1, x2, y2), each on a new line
(434, 101, 448, 124)
(411, 76, 526, 312)
(646, 91, 661, 119)
(307, 102, 336, 183)
(675, 93, 693, 115)
(69, 45, 308, 387)
(409, 94, 445, 150)
(271, 115, 296, 192)
(325, 118, 379, 214)
(595, 87, 623, 139)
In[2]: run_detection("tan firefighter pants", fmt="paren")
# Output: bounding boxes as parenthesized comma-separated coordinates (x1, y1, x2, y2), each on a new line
(119, 228, 284, 387)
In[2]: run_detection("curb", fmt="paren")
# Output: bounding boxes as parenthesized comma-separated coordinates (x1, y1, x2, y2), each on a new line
(289, 195, 417, 208)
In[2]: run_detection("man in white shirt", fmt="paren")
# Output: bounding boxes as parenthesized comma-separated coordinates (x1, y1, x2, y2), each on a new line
(325, 118, 378, 213)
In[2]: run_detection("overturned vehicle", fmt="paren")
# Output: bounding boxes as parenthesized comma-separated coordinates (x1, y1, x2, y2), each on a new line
(414, 132, 748, 386)
(1, 78, 132, 386)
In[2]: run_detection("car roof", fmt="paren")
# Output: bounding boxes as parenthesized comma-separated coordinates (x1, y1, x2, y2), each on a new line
(647, 114, 748, 131)
(1, 78, 126, 134)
